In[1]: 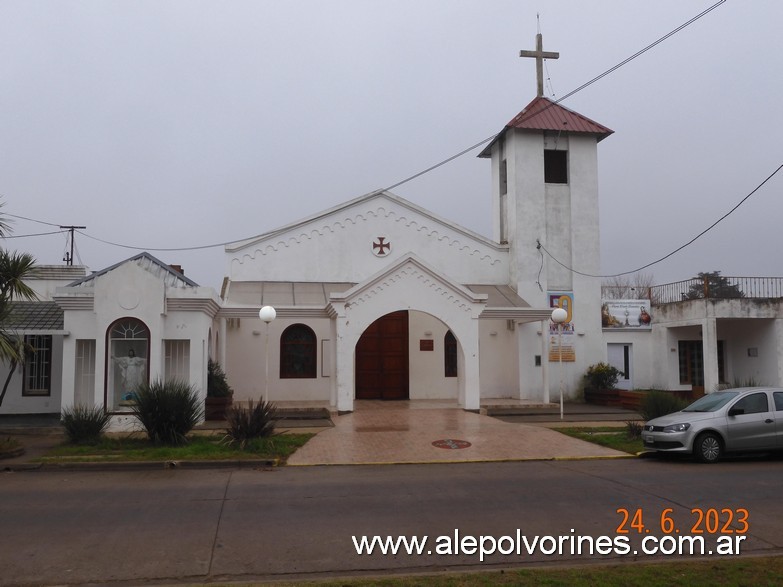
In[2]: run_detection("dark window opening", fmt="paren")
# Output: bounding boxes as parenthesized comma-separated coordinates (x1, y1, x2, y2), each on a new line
(444, 331, 457, 378)
(499, 159, 508, 195)
(281, 324, 317, 379)
(544, 149, 568, 184)
(24, 335, 52, 396)
(678, 340, 725, 387)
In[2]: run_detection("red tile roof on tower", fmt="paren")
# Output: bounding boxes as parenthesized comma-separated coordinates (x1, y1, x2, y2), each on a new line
(478, 96, 613, 157)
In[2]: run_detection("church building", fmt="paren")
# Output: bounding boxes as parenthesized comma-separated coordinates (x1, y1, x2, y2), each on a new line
(217, 34, 613, 413)
(5, 36, 781, 425)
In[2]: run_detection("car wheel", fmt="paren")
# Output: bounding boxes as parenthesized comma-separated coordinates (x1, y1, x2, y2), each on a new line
(695, 432, 722, 463)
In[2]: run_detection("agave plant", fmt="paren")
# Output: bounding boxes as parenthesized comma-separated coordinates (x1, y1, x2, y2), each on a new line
(224, 400, 277, 449)
(61, 404, 112, 444)
(131, 379, 203, 446)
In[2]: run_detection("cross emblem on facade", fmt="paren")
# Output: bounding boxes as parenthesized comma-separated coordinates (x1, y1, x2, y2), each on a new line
(519, 33, 559, 97)
(372, 237, 391, 256)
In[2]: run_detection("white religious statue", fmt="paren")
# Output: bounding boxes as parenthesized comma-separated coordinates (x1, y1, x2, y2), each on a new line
(112, 349, 147, 403)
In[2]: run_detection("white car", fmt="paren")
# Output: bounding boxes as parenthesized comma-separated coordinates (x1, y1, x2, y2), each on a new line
(643, 387, 783, 463)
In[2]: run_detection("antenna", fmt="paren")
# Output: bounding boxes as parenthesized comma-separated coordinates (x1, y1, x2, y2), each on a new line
(60, 225, 86, 266)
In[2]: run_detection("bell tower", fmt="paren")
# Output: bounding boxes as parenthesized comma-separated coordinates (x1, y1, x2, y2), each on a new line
(479, 34, 614, 387)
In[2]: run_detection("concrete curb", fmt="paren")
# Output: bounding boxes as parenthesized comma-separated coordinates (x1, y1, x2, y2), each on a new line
(3, 458, 279, 473)
(286, 453, 639, 467)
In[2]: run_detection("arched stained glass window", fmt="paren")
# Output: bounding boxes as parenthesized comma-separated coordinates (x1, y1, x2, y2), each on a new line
(280, 324, 317, 379)
(444, 330, 457, 378)
(106, 318, 150, 411)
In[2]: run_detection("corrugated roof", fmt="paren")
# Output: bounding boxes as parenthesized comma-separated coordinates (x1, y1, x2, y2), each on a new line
(466, 285, 530, 308)
(507, 96, 613, 135)
(3, 302, 64, 331)
(225, 282, 355, 306)
(479, 96, 613, 157)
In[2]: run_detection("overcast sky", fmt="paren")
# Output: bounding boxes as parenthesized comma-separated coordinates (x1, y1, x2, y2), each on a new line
(1, 0, 781, 290)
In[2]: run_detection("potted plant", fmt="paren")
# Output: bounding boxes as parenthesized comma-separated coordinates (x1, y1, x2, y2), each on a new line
(205, 359, 234, 421)
(583, 362, 623, 405)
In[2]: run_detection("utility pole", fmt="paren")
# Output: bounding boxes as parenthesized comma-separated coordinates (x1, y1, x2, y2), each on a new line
(60, 225, 86, 266)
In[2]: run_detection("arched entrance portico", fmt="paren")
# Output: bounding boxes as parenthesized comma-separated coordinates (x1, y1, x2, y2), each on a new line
(328, 254, 487, 413)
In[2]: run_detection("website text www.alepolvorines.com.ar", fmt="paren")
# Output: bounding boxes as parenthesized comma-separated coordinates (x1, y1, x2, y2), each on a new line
(352, 529, 746, 562)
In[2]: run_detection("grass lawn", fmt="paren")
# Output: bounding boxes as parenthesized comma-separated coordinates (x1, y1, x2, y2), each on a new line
(40, 433, 313, 464)
(279, 556, 783, 586)
(555, 426, 644, 455)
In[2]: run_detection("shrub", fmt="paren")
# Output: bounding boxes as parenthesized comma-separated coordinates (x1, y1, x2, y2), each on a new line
(207, 359, 233, 398)
(224, 400, 277, 449)
(626, 420, 643, 440)
(639, 390, 688, 422)
(584, 362, 623, 390)
(131, 379, 203, 446)
(61, 404, 112, 444)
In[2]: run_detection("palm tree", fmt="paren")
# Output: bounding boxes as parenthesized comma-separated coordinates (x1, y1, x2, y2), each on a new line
(0, 217, 39, 407)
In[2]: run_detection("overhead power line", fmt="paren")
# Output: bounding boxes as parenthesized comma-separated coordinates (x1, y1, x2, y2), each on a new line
(539, 162, 783, 279)
(3, 1, 727, 257)
(383, 0, 726, 193)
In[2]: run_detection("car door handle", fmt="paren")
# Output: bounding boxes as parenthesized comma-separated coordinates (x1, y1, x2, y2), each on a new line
(765, 419, 773, 424)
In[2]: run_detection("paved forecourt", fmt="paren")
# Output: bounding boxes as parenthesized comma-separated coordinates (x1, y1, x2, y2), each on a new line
(286, 400, 628, 466)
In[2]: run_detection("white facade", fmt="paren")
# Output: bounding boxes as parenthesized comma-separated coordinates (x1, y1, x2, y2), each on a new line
(5, 95, 783, 420)
(52, 254, 220, 429)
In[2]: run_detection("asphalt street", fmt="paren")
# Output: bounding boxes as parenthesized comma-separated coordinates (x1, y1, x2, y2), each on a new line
(2, 457, 781, 585)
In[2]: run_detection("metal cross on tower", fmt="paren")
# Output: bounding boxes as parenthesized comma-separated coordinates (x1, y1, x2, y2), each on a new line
(519, 33, 559, 97)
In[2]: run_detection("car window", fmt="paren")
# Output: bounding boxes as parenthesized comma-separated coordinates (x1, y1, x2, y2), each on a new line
(683, 391, 738, 412)
(732, 393, 769, 415)
(774, 392, 783, 411)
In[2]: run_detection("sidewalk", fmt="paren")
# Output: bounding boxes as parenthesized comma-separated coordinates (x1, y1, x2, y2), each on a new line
(1, 402, 641, 470)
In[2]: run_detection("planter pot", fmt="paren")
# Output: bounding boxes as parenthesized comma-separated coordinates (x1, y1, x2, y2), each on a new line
(584, 388, 622, 407)
(205, 396, 233, 421)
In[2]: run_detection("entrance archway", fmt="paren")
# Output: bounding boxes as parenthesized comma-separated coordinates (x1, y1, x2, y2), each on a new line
(355, 311, 409, 400)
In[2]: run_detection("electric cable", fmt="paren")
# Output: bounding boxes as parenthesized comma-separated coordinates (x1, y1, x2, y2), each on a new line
(2, 1, 728, 256)
(538, 162, 783, 278)
(2, 229, 69, 239)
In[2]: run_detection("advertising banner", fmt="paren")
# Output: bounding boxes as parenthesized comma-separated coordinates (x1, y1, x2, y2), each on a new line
(601, 300, 652, 330)
(548, 291, 575, 362)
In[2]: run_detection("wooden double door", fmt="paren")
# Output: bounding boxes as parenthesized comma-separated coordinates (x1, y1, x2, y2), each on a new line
(355, 311, 409, 400)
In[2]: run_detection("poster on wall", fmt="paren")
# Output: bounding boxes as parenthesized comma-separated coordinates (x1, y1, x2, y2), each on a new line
(548, 291, 575, 362)
(601, 300, 652, 330)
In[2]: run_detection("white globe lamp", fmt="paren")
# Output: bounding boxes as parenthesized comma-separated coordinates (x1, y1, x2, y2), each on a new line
(259, 305, 277, 323)
(259, 306, 276, 403)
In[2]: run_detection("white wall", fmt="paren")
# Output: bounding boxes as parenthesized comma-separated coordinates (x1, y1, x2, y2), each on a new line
(224, 316, 333, 403)
(227, 194, 509, 286)
(408, 311, 458, 400)
(479, 319, 520, 398)
(0, 335, 63, 414)
(718, 319, 778, 386)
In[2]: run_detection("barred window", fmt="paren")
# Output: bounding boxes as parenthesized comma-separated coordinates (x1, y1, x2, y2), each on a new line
(164, 339, 190, 383)
(280, 324, 317, 379)
(24, 335, 52, 396)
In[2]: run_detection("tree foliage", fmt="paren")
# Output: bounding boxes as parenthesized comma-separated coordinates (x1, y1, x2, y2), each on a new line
(684, 271, 744, 300)
(601, 273, 655, 300)
(0, 207, 39, 408)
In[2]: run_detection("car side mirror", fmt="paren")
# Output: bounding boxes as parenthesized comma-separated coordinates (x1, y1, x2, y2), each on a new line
(728, 407, 745, 417)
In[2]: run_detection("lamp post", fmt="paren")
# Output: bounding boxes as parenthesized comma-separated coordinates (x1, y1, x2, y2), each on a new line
(259, 305, 276, 404)
(551, 307, 568, 420)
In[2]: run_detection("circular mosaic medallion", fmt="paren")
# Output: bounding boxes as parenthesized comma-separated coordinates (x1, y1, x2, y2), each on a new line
(432, 439, 472, 450)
